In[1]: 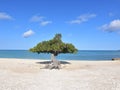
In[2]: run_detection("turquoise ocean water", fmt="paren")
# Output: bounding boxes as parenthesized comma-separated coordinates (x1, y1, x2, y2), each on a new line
(0, 50, 120, 61)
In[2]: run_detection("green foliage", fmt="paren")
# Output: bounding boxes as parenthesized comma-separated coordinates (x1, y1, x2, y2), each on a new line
(30, 34, 78, 56)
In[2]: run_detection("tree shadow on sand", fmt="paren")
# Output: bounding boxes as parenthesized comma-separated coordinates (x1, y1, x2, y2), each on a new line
(36, 60, 71, 65)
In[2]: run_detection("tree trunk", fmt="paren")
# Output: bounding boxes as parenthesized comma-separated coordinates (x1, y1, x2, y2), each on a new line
(45, 54, 61, 69)
(51, 54, 56, 62)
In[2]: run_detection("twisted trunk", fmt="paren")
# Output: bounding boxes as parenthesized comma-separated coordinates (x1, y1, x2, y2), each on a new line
(51, 54, 56, 62)
(47, 53, 61, 69)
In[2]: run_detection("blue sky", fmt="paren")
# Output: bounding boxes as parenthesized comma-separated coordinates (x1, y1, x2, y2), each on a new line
(0, 0, 120, 50)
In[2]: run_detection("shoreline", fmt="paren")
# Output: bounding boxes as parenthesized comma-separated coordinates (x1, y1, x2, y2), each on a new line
(0, 57, 113, 61)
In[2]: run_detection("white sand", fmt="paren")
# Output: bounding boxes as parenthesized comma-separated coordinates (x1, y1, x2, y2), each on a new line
(0, 58, 120, 90)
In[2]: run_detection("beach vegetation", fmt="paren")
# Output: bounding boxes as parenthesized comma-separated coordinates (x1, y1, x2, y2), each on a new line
(29, 33, 78, 69)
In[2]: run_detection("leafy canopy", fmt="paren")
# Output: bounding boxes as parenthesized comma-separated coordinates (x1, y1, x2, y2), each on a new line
(29, 34, 78, 56)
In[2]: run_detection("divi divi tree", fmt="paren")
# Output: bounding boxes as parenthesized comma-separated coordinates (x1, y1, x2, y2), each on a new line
(29, 34, 78, 61)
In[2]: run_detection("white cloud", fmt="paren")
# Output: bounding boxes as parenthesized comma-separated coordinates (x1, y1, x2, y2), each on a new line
(30, 15, 44, 22)
(0, 12, 13, 20)
(23, 29, 34, 38)
(100, 19, 120, 32)
(68, 20, 81, 24)
(78, 14, 96, 21)
(68, 13, 96, 24)
(30, 15, 52, 26)
(40, 21, 52, 26)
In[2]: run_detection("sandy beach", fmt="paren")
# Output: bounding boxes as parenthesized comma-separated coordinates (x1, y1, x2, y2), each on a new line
(0, 58, 120, 90)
